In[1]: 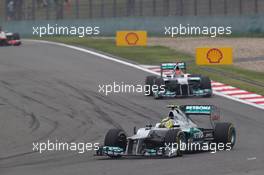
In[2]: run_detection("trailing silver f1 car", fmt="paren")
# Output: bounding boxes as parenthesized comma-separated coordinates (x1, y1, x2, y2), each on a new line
(96, 104, 236, 158)
(145, 62, 212, 99)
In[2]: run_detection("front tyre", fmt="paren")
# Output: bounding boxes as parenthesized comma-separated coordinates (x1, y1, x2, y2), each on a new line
(164, 129, 185, 157)
(145, 75, 157, 96)
(104, 129, 127, 158)
(0, 39, 7, 46)
(153, 78, 165, 100)
(200, 76, 212, 97)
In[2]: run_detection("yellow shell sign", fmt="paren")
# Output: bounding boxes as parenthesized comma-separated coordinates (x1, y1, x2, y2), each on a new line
(116, 31, 147, 46)
(196, 47, 233, 65)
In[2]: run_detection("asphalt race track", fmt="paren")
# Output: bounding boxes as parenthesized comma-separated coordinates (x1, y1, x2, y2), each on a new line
(0, 40, 263, 175)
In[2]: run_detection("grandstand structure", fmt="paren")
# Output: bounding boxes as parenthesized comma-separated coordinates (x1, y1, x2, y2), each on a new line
(1, 0, 264, 21)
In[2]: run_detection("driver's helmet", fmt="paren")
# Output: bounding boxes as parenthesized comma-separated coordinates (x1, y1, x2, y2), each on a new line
(168, 111, 174, 119)
(174, 65, 182, 75)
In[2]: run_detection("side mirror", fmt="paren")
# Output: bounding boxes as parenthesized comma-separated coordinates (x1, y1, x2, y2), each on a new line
(133, 127, 137, 134)
(145, 124, 152, 130)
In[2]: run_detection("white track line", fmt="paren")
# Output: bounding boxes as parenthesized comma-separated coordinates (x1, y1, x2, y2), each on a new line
(212, 86, 236, 90)
(212, 82, 225, 86)
(26, 39, 264, 110)
(223, 90, 248, 95)
(26, 39, 158, 76)
(246, 98, 264, 102)
(232, 94, 262, 98)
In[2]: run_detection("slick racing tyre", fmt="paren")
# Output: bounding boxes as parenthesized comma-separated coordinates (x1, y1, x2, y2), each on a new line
(154, 77, 165, 89)
(0, 39, 7, 46)
(200, 76, 212, 97)
(214, 122, 236, 150)
(164, 129, 185, 157)
(145, 75, 157, 96)
(153, 78, 165, 99)
(13, 33, 20, 40)
(104, 129, 127, 157)
(13, 33, 21, 46)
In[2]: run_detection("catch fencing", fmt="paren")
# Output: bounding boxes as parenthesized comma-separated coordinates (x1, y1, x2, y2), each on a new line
(3, 0, 264, 21)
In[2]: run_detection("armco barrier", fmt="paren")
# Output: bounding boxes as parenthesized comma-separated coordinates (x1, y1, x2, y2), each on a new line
(2, 15, 264, 37)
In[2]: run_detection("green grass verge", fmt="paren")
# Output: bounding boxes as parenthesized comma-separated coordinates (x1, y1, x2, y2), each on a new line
(39, 36, 264, 96)
(42, 36, 193, 64)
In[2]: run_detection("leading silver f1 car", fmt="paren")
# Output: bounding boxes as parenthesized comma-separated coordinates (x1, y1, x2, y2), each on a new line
(145, 62, 212, 99)
(96, 104, 236, 158)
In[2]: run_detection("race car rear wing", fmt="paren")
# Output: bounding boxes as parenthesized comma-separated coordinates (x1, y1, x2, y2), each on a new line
(180, 105, 221, 128)
(160, 62, 186, 70)
(180, 105, 216, 115)
(160, 62, 186, 77)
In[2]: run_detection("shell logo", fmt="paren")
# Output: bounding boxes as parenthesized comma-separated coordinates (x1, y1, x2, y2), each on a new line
(196, 47, 233, 65)
(206, 48, 223, 63)
(116, 31, 147, 46)
(125, 32, 139, 45)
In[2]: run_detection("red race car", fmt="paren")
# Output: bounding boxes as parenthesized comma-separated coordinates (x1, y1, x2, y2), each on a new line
(5, 32, 22, 46)
(0, 29, 21, 46)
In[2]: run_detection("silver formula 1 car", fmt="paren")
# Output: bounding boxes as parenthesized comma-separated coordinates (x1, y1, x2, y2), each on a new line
(145, 62, 212, 99)
(96, 104, 236, 158)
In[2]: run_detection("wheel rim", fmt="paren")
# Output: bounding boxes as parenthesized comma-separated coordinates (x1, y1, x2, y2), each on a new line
(176, 133, 186, 156)
(179, 134, 186, 152)
(118, 133, 127, 149)
(154, 91, 160, 98)
(231, 131, 236, 144)
(229, 128, 236, 147)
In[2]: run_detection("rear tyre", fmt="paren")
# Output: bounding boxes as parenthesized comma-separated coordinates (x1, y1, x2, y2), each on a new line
(0, 39, 7, 46)
(12, 33, 21, 46)
(164, 129, 185, 157)
(104, 129, 127, 158)
(13, 33, 20, 40)
(200, 76, 212, 97)
(14, 42, 21, 46)
(145, 75, 157, 96)
(214, 122, 236, 150)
